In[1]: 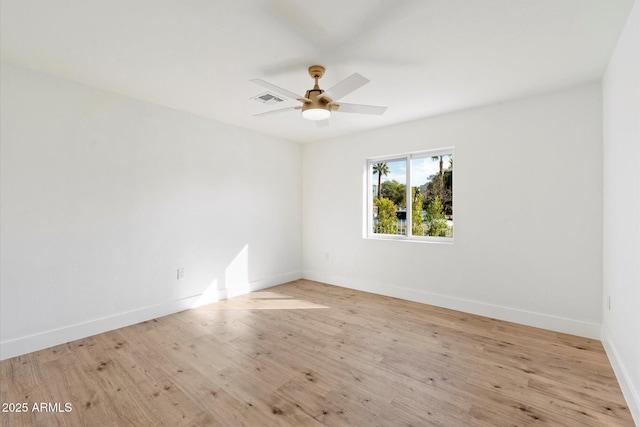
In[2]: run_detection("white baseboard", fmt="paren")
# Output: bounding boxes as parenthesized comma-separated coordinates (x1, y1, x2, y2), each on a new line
(303, 270, 602, 339)
(601, 327, 640, 426)
(0, 270, 302, 361)
(0, 295, 202, 361)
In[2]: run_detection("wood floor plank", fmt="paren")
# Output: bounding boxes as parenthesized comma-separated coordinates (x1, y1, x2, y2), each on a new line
(1, 279, 634, 426)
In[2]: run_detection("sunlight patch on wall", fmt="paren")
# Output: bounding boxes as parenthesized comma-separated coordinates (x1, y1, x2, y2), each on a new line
(225, 245, 250, 298)
(192, 279, 223, 308)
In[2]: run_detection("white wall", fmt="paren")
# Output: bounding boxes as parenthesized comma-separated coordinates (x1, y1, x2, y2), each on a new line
(602, 0, 640, 423)
(303, 83, 603, 338)
(0, 63, 302, 360)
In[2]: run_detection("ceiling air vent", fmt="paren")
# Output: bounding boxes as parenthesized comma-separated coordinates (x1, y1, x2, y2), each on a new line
(252, 92, 285, 105)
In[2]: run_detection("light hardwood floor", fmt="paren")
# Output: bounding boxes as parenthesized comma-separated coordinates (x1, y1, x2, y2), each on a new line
(1, 279, 634, 426)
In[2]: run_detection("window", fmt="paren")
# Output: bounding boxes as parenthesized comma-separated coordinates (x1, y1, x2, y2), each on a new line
(367, 148, 454, 241)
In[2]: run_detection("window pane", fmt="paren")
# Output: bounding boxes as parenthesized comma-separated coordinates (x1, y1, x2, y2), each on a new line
(371, 159, 407, 235)
(410, 154, 453, 237)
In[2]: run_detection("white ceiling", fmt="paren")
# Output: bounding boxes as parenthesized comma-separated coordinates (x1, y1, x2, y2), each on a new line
(1, 0, 634, 143)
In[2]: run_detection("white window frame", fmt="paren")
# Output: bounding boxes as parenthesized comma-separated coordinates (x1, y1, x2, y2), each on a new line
(366, 147, 454, 243)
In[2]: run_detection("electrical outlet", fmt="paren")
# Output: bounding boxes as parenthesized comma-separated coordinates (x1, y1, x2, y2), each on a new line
(177, 268, 185, 280)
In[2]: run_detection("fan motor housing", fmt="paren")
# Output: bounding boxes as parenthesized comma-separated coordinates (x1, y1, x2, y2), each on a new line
(302, 88, 331, 114)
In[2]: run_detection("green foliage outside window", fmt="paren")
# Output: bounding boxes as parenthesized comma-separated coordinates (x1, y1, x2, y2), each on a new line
(412, 188, 425, 236)
(425, 196, 448, 237)
(374, 197, 398, 234)
(381, 180, 406, 208)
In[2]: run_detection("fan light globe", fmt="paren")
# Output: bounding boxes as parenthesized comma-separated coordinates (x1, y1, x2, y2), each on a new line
(302, 108, 331, 121)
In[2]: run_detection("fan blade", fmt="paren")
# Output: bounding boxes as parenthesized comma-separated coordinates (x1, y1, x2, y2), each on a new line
(319, 73, 369, 101)
(253, 106, 299, 117)
(334, 103, 387, 115)
(250, 79, 309, 102)
(315, 119, 330, 128)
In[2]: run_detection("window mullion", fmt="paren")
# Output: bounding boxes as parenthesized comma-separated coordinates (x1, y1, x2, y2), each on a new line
(406, 155, 412, 238)
(367, 160, 374, 238)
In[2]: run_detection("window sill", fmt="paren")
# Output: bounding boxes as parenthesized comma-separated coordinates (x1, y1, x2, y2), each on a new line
(366, 235, 454, 244)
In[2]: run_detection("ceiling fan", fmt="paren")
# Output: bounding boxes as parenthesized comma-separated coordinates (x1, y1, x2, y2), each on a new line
(251, 65, 387, 125)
